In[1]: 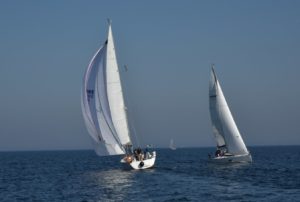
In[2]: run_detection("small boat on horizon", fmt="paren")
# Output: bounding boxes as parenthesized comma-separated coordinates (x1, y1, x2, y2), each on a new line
(81, 20, 156, 170)
(169, 139, 176, 150)
(208, 64, 252, 163)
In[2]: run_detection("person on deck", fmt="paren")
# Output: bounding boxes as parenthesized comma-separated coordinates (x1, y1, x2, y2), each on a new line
(136, 147, 143, 161)
(215, 149, 221, 157)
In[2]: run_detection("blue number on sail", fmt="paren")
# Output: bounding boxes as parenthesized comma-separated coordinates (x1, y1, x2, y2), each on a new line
(87, 89, 94, 102)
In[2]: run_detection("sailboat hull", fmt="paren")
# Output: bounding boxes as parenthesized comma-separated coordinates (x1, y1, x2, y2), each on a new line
(209, 153, 252, 163)
(169, 145, 176, 150)
(129, 151, 156, 170)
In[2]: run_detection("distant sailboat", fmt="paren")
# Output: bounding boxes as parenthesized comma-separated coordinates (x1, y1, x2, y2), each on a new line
(169, 139, 176, 150)
(208, 65, 252, 163)
(81, 20, 156, 169)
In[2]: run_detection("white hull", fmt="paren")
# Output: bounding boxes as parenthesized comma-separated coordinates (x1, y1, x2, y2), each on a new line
(130, 151, 156, 170)
(209, 153, 252, 163)
(121, 151, 156, 170)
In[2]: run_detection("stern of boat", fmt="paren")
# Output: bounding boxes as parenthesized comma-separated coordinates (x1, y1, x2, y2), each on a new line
(130, 151, 156, 170)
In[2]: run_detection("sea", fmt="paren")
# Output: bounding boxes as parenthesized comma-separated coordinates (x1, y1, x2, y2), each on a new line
(0, 146, 299, 202)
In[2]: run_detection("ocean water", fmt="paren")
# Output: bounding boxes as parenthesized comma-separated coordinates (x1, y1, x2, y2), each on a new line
(0, 146, 299, 202)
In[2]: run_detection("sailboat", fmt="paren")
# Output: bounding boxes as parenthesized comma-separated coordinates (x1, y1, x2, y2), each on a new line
(169, 139, 176, 150)
(208, 65, 252, 163)
(81, 20, 156, 169)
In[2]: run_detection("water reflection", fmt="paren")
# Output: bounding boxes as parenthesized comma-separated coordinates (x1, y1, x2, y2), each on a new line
(207, 161, 251, 170)
(84, 169, 134, 201)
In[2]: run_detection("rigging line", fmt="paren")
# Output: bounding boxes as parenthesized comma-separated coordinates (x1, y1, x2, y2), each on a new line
(211, 64, 217, 82)
(119, 65, 141, 147)
(122, 79, 140, 147)
(211, 64, 219, 92)
(129, 111, 140, 147)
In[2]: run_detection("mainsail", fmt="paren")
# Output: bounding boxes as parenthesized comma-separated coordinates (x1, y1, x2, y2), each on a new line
(209, 65, 249, 155)
(81, 23, 131, 156)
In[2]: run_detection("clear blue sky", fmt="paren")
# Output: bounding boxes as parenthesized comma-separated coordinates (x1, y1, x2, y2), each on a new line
(0, 0, 299, 151)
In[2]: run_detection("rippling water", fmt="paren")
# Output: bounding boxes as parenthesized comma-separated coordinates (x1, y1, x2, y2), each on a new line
(0, 146, 299, 201)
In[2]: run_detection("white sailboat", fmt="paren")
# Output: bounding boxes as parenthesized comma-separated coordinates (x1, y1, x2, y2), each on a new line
(208, 65, 252, 163)
(81, 21, 156, 169)
(169, 139, 176, 150)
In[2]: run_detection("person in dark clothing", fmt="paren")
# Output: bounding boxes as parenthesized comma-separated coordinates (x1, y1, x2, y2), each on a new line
(133, 149, 138, 160)
(215, 149, 221, 157)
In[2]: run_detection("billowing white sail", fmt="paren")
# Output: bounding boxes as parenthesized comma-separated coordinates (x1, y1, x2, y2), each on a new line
(209, 66, 249, 155)
(81, 23, 131, 156)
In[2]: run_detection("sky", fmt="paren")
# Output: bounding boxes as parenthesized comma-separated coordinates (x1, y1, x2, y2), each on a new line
(0, 0, 299, 151)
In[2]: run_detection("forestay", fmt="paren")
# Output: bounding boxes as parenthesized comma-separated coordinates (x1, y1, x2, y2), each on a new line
(209, 66, 248, 155)
(81, 23, 131, 156)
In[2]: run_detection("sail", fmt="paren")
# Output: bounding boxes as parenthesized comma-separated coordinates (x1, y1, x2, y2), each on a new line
(81, 23, 131, 156)
(209, 68, 226, 148)
(169, 139, 176, 150)
(209, 66, 248, 155)
(106, 25, 131, 146)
